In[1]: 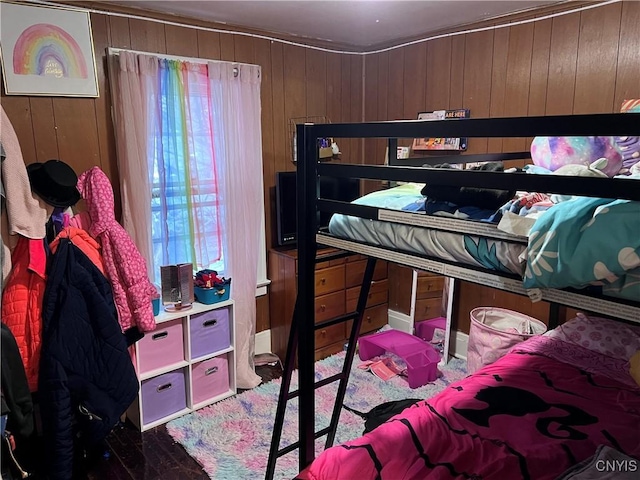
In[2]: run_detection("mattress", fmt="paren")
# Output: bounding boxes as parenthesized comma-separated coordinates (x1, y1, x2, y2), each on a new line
(328, 183, 526, 275)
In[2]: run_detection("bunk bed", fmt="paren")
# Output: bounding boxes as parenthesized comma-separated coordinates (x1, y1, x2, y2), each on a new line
(266, 113, 640, 480)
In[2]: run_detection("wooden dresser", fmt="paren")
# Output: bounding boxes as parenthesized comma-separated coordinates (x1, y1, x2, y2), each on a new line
(388, 263, 446, 329)
(269, 247, 388, 362)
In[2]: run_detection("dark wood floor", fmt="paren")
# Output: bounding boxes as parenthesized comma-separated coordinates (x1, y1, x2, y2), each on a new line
(14, 364, 282, 480)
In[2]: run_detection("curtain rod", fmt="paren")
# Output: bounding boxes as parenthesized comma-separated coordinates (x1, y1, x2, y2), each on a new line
(107, 47, 259, 70)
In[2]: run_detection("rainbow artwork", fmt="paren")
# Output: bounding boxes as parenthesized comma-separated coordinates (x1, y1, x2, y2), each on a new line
(12, 23, 88, 79)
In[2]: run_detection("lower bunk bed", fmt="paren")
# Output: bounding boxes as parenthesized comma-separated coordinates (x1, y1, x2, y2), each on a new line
(298, 314, 640, 480)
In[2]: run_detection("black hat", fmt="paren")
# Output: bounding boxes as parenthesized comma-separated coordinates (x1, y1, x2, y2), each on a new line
(27, 160, 81, 208)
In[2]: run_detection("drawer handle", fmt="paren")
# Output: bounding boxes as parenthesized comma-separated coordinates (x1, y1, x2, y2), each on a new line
(203, 319, 218, 328)
(320, 278, 326, 285)
(320, 304, 326, 312)
(152, 331, 168, 341)
(157, 382, 172, 393)
(427, 284, 432, 290)
(366, 316, 371, 322)
(321, 329, 326, 336)
(205, 366, 219, 376)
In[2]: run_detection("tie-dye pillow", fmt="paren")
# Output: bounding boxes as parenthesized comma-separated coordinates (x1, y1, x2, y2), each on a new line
(545, 313, 640, 361)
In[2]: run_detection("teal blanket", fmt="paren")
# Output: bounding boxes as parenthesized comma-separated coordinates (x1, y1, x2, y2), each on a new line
(523, 197, 640, 301)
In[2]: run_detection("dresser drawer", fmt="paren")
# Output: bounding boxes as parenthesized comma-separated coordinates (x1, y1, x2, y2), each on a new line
(314, 265, 345, 296)
(346, 260, 387, 288)
(315, 291, 346, 323)
(346, 279, 389, 312)
(415, 297, 442, 321)
(347, 303, 388, 336)
(315, 323, 346, 349)
(416, 275, 445, 299)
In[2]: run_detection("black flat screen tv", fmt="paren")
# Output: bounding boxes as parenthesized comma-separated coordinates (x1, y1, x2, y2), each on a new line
(275, 171, 360, 247)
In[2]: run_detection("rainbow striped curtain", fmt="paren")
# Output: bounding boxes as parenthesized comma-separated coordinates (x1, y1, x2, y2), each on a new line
(149, 59, 223, 280)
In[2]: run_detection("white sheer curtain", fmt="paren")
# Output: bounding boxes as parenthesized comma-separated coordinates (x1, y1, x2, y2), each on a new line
(110, 51, 156, 275)
(209, 63, 263, 389)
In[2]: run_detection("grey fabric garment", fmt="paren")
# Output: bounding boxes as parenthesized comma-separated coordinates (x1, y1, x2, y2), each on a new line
(555, 445, 639, 480)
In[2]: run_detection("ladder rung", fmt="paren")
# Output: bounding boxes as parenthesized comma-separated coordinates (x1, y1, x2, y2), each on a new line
(314, 311, 358, 330)
(286, 373, 344, 400)
(276, 427, 333, 458)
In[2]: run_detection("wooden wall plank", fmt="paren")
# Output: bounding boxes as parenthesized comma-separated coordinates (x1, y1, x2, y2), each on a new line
(108, 16, 131, 49)
(284, 45, 306, 165)
(128, 18, 166, 53)
(164, 24, 198, 56)
(449, 36, 465, 109)
(219, 33, 235, 61)
(363, 54, 379, 192)
(197, 30, 222, 59)
(1, 98, 37, 165)
(386, 49, 404, 121)
(488, 28, 509, 153)
(339, 54, 353, 163)
(351, 56, 364, 165)
(29, 98, 58, 162)
(270, 42, 287, 176)
(305, 49, 327, 118)
(425, 37, 451, 111)
(52, 99, 101, 175)
(234, 35, 256, 64)
(375, 52, 389, 162)
(462, 31, 494, 154)
(326, 53, 343, 125)
(546, 12, 580, 115)
(92, 13, 119, 214)
(573, 3, 622, 113)
(402, 44, 427, 119)
(503, 23, 534, 152)
(527, 18, 552, 146)
(614, 1, 640, 109)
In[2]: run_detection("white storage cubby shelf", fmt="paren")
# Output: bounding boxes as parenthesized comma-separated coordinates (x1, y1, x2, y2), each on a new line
(127, 300, 237, 432)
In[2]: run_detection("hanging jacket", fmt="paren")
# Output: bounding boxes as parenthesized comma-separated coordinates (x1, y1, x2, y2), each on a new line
(76, 167, 157, 333)
(0, 323, 34, 439)
(49, 227, 105, 276)
(39, 238, 138, 480)
(1, 236, 47, 392)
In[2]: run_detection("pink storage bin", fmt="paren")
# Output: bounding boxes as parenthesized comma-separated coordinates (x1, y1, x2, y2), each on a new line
(190, 308, 230, 360)
(137, 318, 185, 374)
(467, 307, 547, 373)
(358, 330, 440, 388)
(415, 316, 447, 342)
(191, 354, 230, 405)
(141, 369, 186, 425)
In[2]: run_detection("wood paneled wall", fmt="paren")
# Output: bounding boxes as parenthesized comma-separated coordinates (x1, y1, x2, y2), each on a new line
(0, 7, 363, 333)
(364, 1, 640, 332)
(1, 2, 638, 335)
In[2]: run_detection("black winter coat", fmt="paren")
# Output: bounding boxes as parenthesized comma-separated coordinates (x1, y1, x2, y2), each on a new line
(39, 239, 138, 480)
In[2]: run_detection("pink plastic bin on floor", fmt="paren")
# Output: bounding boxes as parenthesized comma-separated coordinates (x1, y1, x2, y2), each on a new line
(358, 330, 440, 388)
(415, 316, 447, 342)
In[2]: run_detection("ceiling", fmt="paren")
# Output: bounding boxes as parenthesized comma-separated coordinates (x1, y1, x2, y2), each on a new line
(102, 0, 561, 49)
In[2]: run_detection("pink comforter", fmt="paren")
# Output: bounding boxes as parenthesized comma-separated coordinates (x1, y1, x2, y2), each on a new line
(303, 349, 640, 480)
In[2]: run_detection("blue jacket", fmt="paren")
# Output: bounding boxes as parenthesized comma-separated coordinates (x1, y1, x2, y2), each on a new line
(39, 239, 138, 479)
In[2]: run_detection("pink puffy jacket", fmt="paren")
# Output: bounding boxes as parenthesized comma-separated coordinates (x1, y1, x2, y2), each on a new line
(77, 167, 157, 333)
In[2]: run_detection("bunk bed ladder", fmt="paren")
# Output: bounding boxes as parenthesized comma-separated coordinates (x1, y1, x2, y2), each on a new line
(265, 257, 378, 480)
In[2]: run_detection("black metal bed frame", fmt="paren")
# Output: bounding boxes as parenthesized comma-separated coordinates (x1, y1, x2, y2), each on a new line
(266, 113, 640, 479)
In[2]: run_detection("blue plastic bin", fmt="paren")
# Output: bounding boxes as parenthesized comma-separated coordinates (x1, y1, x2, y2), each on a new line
(194, 284, 231, 305)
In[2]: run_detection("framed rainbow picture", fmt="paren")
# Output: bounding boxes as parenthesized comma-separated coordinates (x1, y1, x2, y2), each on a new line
(0, 3, 98, 97)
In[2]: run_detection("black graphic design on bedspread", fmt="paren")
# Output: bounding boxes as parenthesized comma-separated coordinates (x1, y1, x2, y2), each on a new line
(452, 386, 598, 440)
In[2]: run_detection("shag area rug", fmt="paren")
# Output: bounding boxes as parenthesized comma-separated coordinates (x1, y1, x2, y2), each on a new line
(166, 351, 467, 480)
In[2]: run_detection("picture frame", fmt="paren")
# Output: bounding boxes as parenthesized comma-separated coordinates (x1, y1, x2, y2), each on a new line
(0, 3, 99, 97)
(412, 109, 470, 152)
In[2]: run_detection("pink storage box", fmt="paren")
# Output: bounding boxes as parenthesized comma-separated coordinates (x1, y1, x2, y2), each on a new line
(415, 316, 446, 342)
(191, 354, 230, 406)
(358, 330, 440, 388)
(137, 318, 185, 374)
(190, 308, 230, 360)
(141, 369, 186, 425)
